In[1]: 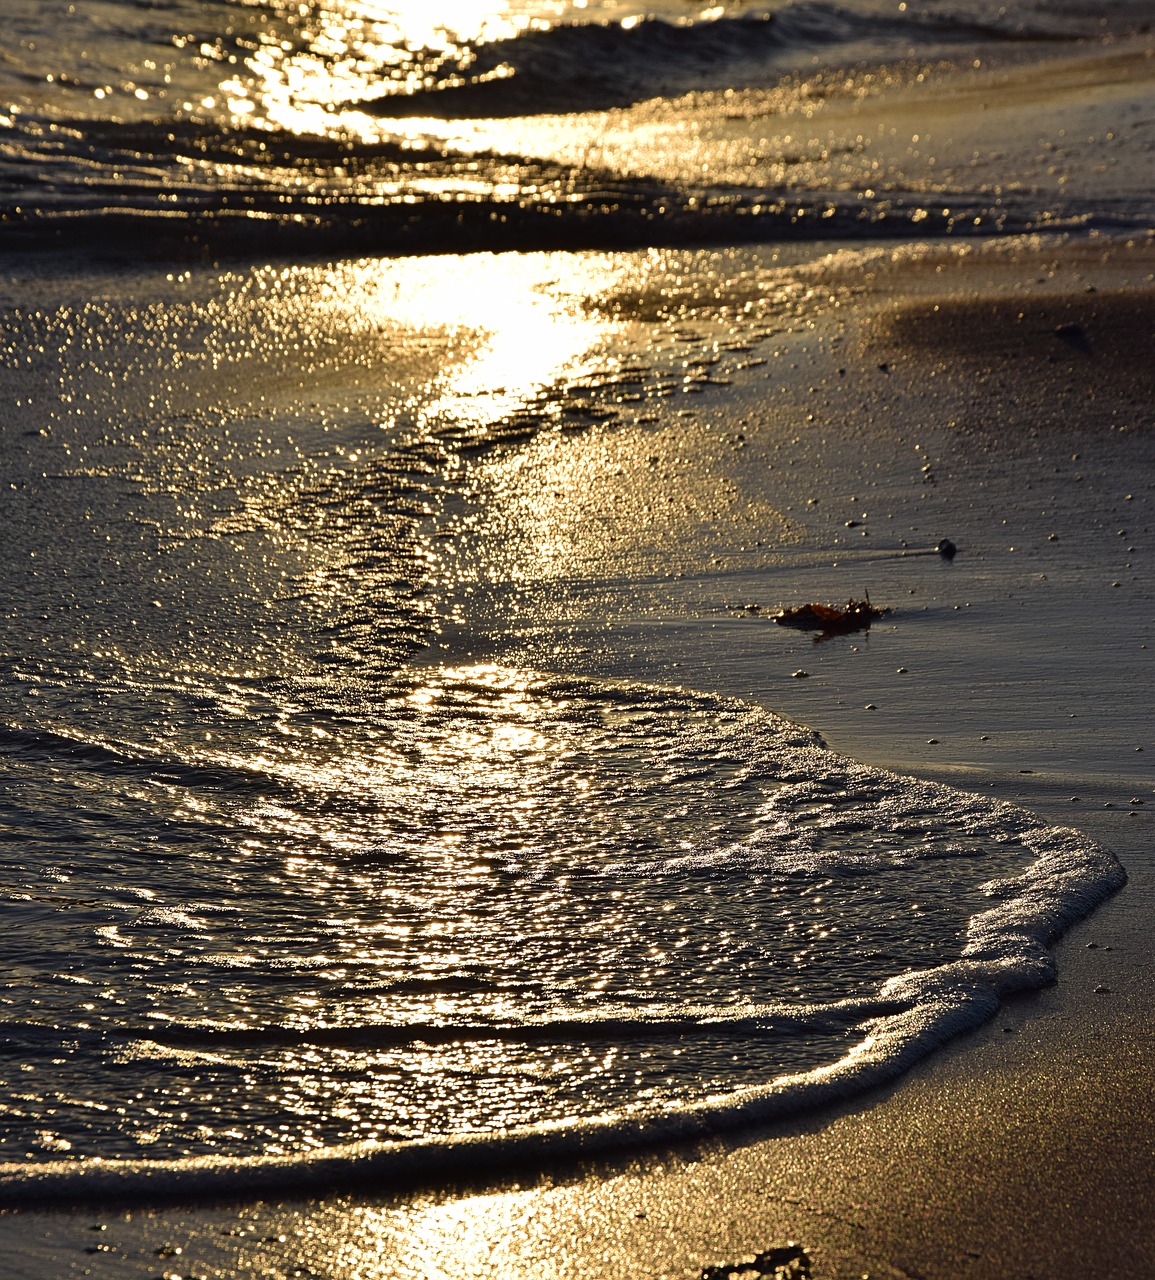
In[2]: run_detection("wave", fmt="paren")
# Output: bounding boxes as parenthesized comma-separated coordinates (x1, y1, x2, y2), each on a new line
(6, 0, 1141, 261)
(0, 721, 296, 799)
(0, 800, 1122, 1205)
(3, 0, 1151, 260)
(362, 5, 1074, 119)
(5, 158, 1140, 261)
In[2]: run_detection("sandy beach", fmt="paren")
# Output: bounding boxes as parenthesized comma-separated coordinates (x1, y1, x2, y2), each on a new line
(4, 0, 1155, 1265)
(1, 228, 1150, 1278)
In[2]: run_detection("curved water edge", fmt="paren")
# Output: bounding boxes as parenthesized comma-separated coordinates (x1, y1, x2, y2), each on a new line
(1, 0, 1145, 1210)
(0, 710, 1124, 1206)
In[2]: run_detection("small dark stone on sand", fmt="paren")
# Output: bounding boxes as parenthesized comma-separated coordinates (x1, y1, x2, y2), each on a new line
(1053, 321, 1092, 354)
(937, 538, 957, 559)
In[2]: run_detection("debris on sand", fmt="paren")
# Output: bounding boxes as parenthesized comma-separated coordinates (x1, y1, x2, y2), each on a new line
(700, 1242, 812, 1280)
(774, 597, 890, 638)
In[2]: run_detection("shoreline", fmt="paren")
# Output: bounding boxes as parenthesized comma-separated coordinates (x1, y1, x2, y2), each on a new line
(2, 231, 1152, 1277)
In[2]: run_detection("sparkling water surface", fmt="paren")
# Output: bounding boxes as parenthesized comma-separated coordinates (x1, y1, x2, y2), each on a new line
(5, 0, 1153, 250)
(0, 0, 1139, 1180)
(2, 664, 1040, 1161)
(0, 248, 1050, 1165)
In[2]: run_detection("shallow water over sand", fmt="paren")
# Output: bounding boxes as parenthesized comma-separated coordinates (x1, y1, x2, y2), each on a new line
(3, 0, 1154, 252)
(0, 244, 1130, 1190)
(1, 0, 1151, 1203)
(1, 661, 1055, 1163)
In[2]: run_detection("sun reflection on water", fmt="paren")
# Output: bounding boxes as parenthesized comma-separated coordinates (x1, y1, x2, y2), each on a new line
(1, 645, 1041, 1161)
(219, 1, 530, 139)
(309, 251, 619, 429)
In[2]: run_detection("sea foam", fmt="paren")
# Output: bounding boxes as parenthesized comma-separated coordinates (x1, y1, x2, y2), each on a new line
(0, 672, 1124, 1204)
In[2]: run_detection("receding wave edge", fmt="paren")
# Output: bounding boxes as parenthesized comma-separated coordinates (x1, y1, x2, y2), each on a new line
(0, 809, 1122, 1206)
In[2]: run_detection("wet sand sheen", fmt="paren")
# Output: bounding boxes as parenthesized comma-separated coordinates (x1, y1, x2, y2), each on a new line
(3, 0, 1154, 1267)
(0, 235, 1130, 1186)
(1, 234, 1151, 1276)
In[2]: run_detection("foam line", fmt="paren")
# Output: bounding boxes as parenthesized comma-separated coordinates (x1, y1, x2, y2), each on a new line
(0, 813, 1122, 1206)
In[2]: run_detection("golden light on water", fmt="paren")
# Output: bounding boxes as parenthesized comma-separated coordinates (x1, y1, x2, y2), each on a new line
(215, 248, 624, 612)
(220, 0, 532, 138)
(210, 663, 564, 875)
(316, 252, 619, 429)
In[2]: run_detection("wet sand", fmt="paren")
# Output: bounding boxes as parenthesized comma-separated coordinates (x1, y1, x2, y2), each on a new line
(3, 233, 1152, 1277)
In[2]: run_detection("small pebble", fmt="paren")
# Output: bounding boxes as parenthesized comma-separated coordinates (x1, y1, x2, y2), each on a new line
(1094, 985, 1111, 994)
(865, 703, 876, 710)
(927, 738, 939, 744)
(792, 669, 809, 679)
(937, 538, 957, 559)
(896, 667, 908, 674)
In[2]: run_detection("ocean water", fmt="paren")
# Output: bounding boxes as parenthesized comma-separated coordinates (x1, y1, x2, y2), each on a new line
(3, 0, 1154, 253)
(0, 0, 1140, 1201)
